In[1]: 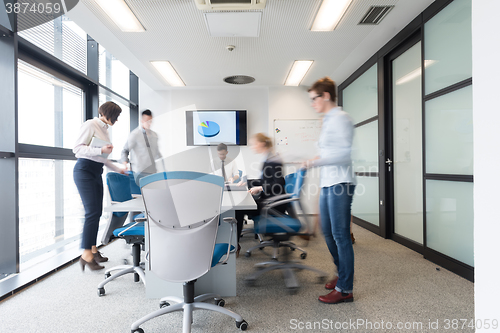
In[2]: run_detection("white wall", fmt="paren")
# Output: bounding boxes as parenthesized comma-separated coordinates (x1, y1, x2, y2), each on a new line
(140, 83, 269, 178)
(269, 87, 322, 214)
(472, 0, 500, 330)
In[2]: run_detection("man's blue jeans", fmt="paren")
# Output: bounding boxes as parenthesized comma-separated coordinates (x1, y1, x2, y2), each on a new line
(320, 183, 355, 293)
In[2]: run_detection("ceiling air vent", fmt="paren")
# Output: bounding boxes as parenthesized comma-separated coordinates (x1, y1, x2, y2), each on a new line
(224, 75, 255, 85)
(358, 6, 394, 25)
(195, 0, 266, 11)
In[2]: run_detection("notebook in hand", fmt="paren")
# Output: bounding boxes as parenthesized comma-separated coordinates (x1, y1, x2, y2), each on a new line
(90, 136, 111, 159)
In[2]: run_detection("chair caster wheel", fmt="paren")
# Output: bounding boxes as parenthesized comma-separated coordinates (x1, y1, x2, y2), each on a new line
(132, 328, 144, 333)
(291, 247, 295, 251)
(288, 287, 299, 295)
(98, 287, 105, 297)
(123, 259, 129, 265)
(159, 301, 170, 308)
(317, 276, 327, 283)
(105, 272, 111, 279)
(215, 299, 225, 307)
(236, 320, 248, 331)
(300, 253, 307, 259)
(245, 252, 251, 258)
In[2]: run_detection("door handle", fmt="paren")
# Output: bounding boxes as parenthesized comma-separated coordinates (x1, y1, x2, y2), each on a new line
(385, 158, 392, 165)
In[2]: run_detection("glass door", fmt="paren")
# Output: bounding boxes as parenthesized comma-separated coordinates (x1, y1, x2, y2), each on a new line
(388, 40, 424, 246)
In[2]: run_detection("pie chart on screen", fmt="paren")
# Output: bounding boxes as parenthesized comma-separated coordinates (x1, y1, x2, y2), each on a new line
(198, 121, 220, 137)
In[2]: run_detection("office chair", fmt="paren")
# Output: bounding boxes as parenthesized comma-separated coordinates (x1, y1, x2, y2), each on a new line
(128, 171, 142, 195)
(131, 171, 248, 333)
(245, 169, 327, 293)
(244, 172, 308, 257)
(97, 172, 146, 297)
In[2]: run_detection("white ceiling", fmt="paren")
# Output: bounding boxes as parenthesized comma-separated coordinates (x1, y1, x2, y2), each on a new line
(68, 0, 436, 90)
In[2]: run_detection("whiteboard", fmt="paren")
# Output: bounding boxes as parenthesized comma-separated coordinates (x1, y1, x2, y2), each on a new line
(274, 119, 322, 163)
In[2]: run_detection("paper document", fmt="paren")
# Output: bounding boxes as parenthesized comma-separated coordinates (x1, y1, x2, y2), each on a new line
(90, 136, 111, 159)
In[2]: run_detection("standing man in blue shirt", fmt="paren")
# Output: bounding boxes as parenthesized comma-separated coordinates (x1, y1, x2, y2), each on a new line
(303, 77, 356, 304)
(121, 110, 163, 184)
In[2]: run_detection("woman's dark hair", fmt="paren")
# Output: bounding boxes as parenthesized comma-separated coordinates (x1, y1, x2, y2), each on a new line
(142, 109, 152, 117)
(308, 77, 337, 102)
(99, 101, 122, 125)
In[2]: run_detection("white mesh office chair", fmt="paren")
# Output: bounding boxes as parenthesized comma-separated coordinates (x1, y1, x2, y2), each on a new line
(131, 171, 248, 333)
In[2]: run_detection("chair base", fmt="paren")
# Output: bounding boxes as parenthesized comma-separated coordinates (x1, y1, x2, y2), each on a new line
(131, 281, 247, 333)
(245, 239, 307, 259)
(245, 260, 327, 293)
(97, 243, 145, 296)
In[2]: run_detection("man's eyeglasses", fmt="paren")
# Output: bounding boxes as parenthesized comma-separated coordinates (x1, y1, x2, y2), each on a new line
(310, 95, 322, 103)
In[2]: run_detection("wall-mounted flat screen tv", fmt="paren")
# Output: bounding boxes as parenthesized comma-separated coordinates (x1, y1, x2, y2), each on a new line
(186, 110, 247, 146)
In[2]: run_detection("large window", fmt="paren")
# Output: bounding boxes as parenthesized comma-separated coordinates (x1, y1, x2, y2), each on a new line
(18, 16, 87, 75)
(0, 13, 138, 283)
(99, 45, 130, 99)
(18, 60, 84, 149)
(18, 159, 83, 266)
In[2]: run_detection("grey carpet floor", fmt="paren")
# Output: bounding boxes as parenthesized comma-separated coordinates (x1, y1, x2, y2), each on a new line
(0, 224, 474, 333)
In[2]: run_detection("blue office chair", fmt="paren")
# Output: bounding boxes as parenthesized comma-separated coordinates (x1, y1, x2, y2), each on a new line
(128, 171, 142, 195)
(245, 169, 327, 293)
(244, 171, 308, 257)
(97, 172, 146, 297)
(131, 171, 248, 333)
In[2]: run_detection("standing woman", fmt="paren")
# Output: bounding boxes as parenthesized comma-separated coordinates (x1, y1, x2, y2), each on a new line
(73, 101, 125, 271)
(303, 77, 356, 304)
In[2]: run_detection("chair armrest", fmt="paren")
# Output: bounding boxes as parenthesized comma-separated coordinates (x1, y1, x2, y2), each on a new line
(261, 193, 294, 205)
(262, 197, 299, 213)
(216, 216, 237, 266)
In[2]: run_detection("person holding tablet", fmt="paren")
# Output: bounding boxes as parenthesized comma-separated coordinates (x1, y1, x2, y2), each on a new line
(73, 101, 126, 271)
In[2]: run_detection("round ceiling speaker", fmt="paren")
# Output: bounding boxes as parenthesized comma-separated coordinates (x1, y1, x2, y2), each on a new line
(223, 75, 255, 85)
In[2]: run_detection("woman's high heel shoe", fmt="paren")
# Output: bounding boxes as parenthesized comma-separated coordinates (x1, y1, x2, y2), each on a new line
(93, 251, 108, 263)
(80, 257, 105, 271)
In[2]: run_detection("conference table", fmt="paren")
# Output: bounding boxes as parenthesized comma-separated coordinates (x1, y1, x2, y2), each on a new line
(104, 188, 257, 298)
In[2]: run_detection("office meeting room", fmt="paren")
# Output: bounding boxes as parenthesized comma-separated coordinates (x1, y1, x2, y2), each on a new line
(0, 0, 498, 332)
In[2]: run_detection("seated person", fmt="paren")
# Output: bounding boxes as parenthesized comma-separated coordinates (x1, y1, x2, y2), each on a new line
(235, 133, 286, 255)
(211, 143, 240, 183)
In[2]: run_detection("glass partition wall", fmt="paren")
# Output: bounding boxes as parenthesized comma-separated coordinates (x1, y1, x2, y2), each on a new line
(342, 64, 380, 228)
(339, 0, 473, 280)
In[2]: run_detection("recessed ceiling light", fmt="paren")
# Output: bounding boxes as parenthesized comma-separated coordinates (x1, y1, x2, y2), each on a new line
(311, 0, 353, 31)
(95, 0, 145, 32)
(284, 61, 314, 86)
(151, 61, 185, 87)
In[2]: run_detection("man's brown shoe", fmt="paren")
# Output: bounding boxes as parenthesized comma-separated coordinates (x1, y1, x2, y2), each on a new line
(319, 290, 353, 304)
(325, 277, 338, 290)
(351, 233, 355, 244)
